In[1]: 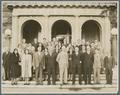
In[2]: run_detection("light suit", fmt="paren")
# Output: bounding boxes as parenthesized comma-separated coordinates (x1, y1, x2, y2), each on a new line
(93, 53, 102, 84)
(56, 51, 68, 84)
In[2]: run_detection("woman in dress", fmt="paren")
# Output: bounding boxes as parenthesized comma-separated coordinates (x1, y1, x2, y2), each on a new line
(10, 48, 21, 85)
(21, 49, 32, 85)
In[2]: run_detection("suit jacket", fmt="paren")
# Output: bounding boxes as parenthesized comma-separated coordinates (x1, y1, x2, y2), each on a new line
(104, 56, 115, 70)
(2, 52, 12, 67)
(33, 51, 45, 69)
(46, 52, 56, 69)
(56, 51, 68, 68)
(93, 53, 101, 69)
(83, 52, 94, 68)
(72, 53, 82, 67)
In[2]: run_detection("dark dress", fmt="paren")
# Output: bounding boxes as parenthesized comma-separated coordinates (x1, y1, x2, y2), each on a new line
(10, 53, 21, 78)
(2, 52, 12, 80)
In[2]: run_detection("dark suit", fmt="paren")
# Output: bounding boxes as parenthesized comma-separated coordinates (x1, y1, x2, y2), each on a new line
(46, 52, 56, 85)
(72, 52, 82, 84)
(104, 56, 115, 84)
(83, 52, 94, 84)
(2, 52, 12, 80)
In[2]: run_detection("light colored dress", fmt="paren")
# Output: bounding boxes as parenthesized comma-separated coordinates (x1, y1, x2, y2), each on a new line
(21, 54, 32, 78)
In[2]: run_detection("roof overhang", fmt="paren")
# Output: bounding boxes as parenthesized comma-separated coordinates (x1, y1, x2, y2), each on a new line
(5, 1, 117, 9)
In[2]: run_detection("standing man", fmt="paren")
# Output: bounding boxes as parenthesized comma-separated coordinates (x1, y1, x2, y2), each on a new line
(104, 52, 115, 84)
(93, 49, 102, 84)
(2, 47, 12, 80)
(46, 47, 56, 85)
(32, 38, 39, 52)
(72, 46, 82, 85)
(33, 46, 45, 85)
(21, 38, 27, 50)
(56, 46, 68, 85)
(83, 46, 94, 84)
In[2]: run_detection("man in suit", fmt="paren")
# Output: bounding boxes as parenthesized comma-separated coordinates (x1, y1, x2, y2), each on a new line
(46, 47, 56, 85)
(33, 46, 45, 85)
(93, 49, 102, 84)
(32, 38, 39, 52)
(83, 46, 94, 84)
(2, 47, 12, 80)
(56, 46, 68, 85)
(72, 46, 82, 85)
(104, 52, 115, 84)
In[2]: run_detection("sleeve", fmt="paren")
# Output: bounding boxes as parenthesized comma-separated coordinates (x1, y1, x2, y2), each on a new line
(41, 52, 45, 68)
(30, 55, 32, 67)
(91, 54, 94, 64)
(80, 53, 82, 62)
(43, 54, 45, 68)
(112, 57, 115, 68)
(18, 54, 21, 62)
(56, 53, 60, 63)
(66, 53, 69, 66)
(32, 53, 36, 68)
(104, 56, 107, 68)
(2, 53, 5, 65)
(100, 56, 104, 68)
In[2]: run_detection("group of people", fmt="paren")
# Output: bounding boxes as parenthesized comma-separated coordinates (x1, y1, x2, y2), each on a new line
(2, 37, 115, 85)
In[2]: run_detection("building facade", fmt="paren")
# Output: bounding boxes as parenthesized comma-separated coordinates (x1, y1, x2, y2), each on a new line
(2, 1, 118, 58)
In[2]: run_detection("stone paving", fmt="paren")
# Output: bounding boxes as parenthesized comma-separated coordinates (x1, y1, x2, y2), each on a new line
(1, 65, 118, 94)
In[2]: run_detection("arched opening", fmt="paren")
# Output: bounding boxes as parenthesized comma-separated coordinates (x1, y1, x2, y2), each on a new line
(82, 20, 101, 42)
(52, 20, 72, 43)
(22, 20, 41, 43)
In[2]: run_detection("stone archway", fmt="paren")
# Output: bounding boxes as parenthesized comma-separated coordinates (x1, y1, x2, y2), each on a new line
(81, 20, 101, 42)
(51, 20, 72, 43)
(21, 20, 42, 43)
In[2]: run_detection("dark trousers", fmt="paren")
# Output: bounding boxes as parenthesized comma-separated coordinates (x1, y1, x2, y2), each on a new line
(4, 66, 11, 80)
(47, 67, 56, 85)
(84, 66, 92, 84)
(105, 68, 113, 84)
(72, 64, 82, 84)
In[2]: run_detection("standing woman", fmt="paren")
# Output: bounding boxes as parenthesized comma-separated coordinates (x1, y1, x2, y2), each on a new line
(21, 49, 32, 85)
(10, 48, 21, 85)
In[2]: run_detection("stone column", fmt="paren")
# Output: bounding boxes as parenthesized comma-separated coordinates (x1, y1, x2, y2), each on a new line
(111, 35, 117, 64)
(75, 16, 80, 42)
(71, 18, 76, 44)
(104, 16, 111, 55)
(48, 17, 52, 42)
(11, 16, 19, 51)
(44, 16, 49, 42)
(18, 17, 22, 44)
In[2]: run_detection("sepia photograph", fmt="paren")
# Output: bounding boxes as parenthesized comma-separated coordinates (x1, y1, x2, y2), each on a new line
(1, 0, 119, 94)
